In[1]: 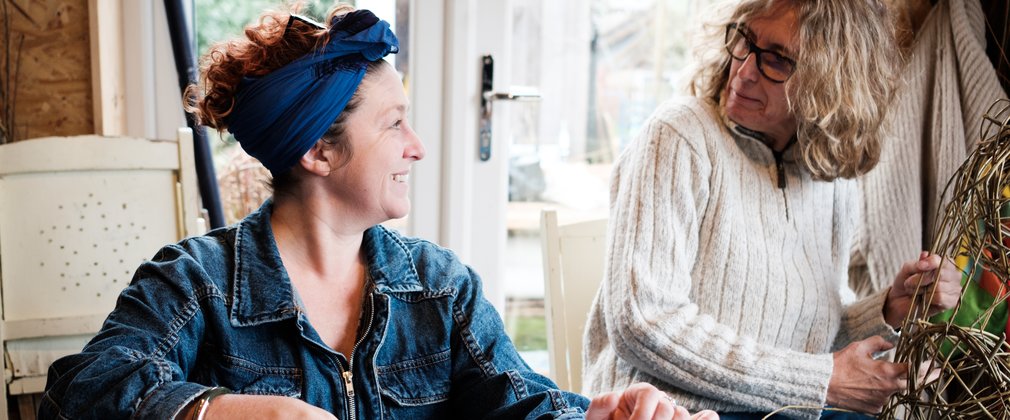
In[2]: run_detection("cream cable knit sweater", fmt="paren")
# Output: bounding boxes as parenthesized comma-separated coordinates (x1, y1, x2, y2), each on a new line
(857, 0, 1008, 294)
(582, 97, 898, 419)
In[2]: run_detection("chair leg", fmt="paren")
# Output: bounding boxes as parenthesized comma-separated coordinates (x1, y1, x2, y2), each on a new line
(1, 379, 7, 420)
(15, 395, 35, 420)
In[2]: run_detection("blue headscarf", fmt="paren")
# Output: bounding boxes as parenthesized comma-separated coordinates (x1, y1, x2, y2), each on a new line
(225, 10, 399, 174)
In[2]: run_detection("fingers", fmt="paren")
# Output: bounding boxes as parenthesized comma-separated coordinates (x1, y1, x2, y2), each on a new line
(586, 391, 621, 420)
(924, 367, 941, 385)
(591, 383, 679, 420)
(651, 396, 676, 420)
(899, 253, 963, 311)
(829, 344, 907, 414)
(625, 385, 662, 420)
(894, 259, 924, 291)
(588, 386, 718, 420)
(857, 335, 895, 354)
(904, 253, 949, 275)
(691, 409, 719, 420)
(911, 361, 942, 386)
(902, 256, 940, 289)
(888, 362, 911, 392)
(921, 260, 963, 312)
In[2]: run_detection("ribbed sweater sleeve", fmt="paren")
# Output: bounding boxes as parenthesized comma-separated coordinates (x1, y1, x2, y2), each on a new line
(600, 109, 834, 417)
(834, 289, 896, 350)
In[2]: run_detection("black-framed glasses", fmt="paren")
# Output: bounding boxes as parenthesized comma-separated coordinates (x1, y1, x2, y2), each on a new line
(724, 23, 796, 83)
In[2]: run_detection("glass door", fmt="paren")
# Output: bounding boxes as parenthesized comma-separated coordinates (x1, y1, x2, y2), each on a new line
(475, 0, 720, 373)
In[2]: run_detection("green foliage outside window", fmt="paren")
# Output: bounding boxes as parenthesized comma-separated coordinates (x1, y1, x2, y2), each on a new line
(195, 0, 345, 58)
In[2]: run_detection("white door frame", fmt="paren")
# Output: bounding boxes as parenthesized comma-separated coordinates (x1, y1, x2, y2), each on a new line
(408, 0, 511, 311)
(120, 0, 189, 141)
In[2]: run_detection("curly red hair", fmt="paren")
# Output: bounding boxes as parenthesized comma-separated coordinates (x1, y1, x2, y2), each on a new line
(184, 4, 353, 129)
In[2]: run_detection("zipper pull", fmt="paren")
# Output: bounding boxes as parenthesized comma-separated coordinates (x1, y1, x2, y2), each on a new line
(342, 370, 355, 397)
(775, 136, 797, 189)
(776, 159, 787, 189)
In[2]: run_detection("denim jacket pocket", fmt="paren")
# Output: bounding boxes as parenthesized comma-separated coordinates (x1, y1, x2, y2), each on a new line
(198, 353, 303, 397)
(376, 348, 451, 406)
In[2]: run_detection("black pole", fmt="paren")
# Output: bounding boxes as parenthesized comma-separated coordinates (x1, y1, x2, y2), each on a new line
(164, 0, 225, 229)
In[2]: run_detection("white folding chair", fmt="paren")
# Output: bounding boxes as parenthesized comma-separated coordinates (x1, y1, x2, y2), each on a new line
(539, 209, 607, 394)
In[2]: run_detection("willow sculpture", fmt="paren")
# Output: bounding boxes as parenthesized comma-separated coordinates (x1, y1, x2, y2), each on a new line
(881, 99, 1010, 419)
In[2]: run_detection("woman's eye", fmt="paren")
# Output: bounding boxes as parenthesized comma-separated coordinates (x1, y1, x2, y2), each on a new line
(391, 119, 402, 129)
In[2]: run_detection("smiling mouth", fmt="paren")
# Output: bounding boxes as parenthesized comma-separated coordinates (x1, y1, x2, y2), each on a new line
(732, 89, 762, 104)
(392, 173, 409, 183)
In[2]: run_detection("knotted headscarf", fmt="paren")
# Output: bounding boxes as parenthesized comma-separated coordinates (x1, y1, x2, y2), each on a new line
(225, 10, 399, 174)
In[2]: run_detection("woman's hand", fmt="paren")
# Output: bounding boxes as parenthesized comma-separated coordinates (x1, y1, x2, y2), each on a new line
(586, 382, 719, 420)
(178, 394, 338, 420)
(826, 336, 939, 414)
(884, 252, 962, 328)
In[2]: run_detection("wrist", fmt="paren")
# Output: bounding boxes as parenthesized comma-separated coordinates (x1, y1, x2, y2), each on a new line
(826, 353, 840, 407)
(192, 387, 231, 420)
(882, 287, 903, 328)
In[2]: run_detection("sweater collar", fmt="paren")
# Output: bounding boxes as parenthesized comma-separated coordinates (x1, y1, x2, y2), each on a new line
(720, 111, 798, 162)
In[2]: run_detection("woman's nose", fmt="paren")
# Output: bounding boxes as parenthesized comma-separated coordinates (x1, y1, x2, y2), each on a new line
(737, 52, 761, 83)
(404, 123, 426, 161)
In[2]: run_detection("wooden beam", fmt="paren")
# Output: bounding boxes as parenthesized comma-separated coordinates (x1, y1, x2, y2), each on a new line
(88, 0, 125, 136)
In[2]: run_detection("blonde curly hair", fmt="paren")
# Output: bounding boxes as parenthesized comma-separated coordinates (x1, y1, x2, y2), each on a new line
(690, 0, 902, 180)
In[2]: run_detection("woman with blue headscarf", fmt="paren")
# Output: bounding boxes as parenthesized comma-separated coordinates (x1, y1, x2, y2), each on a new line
(39, 4, 714, 420)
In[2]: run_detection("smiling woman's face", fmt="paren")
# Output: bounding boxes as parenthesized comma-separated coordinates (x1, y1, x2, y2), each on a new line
(722, 5, 799, 144)
(328, 63, 426, 226)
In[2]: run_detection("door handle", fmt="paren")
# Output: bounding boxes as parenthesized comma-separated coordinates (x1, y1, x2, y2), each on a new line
(479, 55, 541, 161)
(483, 91, 542, 102)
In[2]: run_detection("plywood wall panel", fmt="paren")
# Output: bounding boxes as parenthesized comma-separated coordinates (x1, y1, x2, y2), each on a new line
(6, 0, 93, 141)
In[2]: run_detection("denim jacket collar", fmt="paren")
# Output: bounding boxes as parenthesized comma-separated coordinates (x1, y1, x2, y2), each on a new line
(230, 199, 422, 327)
(362, 224, 423, 293)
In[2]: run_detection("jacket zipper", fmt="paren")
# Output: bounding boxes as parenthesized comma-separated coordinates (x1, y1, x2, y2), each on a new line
(341, 290, 375, 420)
(772, 149, 790, 219)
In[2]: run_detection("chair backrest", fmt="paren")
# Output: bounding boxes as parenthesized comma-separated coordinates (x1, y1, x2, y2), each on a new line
(540, 209, 607, 394)
(0, 128, 203, 395)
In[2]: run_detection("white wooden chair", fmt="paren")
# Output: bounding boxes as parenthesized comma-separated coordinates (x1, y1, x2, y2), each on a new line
(539, 209, 608, 394)
(0, 128, 204, 418)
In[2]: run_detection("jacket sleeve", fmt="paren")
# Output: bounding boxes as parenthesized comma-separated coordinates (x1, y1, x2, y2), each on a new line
(40, 244, 217, 419)
(449, 265, 590, 420)
(596, 113, 836, 418)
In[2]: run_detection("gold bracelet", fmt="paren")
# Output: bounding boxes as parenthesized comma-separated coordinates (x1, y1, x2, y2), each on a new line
(192, 387, 231, 420)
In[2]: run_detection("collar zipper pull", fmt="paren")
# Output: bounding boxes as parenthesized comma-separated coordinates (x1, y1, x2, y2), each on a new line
(776, 159, 787, 189)
(774, 136, 797, 190)
(342, 371, 355, 398)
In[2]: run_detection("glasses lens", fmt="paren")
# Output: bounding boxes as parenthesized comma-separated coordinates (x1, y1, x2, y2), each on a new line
(725, 24, 795, 83)
(726, 31, 749, 60)
(758, 52, 794, 82)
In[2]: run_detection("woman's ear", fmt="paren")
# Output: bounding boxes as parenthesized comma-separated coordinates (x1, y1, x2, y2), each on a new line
(297, 141, 334, 176)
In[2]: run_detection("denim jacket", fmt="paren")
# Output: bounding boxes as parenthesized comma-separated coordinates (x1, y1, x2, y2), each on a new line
(41, 200, 589, 419)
